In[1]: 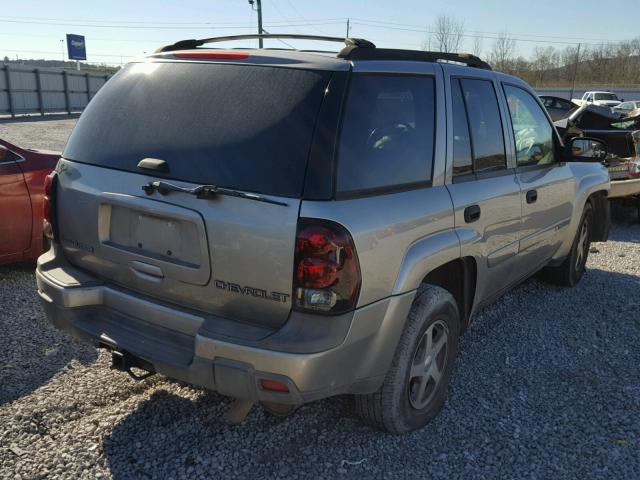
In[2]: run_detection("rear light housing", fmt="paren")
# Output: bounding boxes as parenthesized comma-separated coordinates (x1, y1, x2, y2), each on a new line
(43, 171, 56, 240)
(293, 218, 361, 315)
(629, 159, 640, 178)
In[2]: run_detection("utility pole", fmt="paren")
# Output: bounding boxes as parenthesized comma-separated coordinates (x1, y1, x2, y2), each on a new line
(569, 43, 581, 101)
(248, 0, 263, 48)
(256, 0, 263, 48)
(346, 18, 350, 38)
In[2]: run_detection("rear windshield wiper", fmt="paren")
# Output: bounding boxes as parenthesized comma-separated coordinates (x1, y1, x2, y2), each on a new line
(142, 180, 288, 206)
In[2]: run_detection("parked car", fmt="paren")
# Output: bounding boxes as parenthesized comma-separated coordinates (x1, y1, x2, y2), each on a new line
(0, 139, 59, 265)
(36, 35, 611, 434)
(572, 91, 622, 108)
(613, 100, 640, 114)
(554, 104, 640, 200)
(539, 95, 579, 121)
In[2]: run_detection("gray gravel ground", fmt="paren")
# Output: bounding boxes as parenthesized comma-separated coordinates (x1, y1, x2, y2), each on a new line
(0, 115, 78, 151)
(1, 210, 639, 479)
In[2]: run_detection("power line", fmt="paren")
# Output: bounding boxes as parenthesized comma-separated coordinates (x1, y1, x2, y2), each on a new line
(0, 14, 346, 25)
(280, 0, 332, 36)
(349, 18, 628, 44)
(350, 20, 630, 47)
(0, 17, 345, 30)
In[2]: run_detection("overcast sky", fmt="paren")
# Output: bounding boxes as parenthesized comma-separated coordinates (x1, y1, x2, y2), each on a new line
(1, 0, 636, 65)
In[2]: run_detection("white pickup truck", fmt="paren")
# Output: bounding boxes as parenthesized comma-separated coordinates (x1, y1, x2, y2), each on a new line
(572, 91, 622, 108)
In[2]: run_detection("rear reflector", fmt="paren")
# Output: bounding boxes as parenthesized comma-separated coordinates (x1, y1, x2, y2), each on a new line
(174, 51, 249, 60)
(43, 171, 56, 239)
(260, 379, 289, 393)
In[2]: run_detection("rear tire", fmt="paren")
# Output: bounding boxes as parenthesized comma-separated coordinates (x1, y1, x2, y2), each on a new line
(541, 202, 593, 287)
(355, 284, 460, 434)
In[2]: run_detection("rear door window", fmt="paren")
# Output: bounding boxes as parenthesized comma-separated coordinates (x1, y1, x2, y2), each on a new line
(451, 78, 507, 179)
(336, 74, 436, 194)
(63, 62, 331, 198)
(458, 78, 506, 172)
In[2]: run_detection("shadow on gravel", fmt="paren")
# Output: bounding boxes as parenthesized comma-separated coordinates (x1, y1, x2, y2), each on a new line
(103, 389, 355, 479)
(610, 199, 640, 229)
(103, 267, 640, 479)
(0, 263, 98, 406)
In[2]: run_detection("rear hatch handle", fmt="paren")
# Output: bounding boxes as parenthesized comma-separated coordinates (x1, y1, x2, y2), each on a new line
(142, 180, 288, 207)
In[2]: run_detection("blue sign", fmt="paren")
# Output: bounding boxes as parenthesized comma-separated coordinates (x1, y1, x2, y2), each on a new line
(66, 34, 86, 60)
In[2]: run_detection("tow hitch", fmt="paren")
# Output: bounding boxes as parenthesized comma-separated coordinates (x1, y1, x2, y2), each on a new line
(110, 350, 156, 381)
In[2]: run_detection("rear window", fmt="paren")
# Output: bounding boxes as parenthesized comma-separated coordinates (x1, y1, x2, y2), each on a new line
(594, 93, 618, 101)
(63, 62, 331, 197)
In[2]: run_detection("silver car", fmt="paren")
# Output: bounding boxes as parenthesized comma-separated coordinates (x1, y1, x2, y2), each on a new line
(37, 35, 611, 433)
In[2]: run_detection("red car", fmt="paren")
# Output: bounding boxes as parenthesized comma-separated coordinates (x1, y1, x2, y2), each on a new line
(0, 139, 59, 265)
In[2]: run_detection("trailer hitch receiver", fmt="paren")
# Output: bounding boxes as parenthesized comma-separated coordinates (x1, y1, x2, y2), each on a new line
(111, 350, 156, 381)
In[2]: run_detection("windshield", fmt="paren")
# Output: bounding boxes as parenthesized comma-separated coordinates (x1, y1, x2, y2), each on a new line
(594, 93, 619, 101)
(64, 62, 331, 198)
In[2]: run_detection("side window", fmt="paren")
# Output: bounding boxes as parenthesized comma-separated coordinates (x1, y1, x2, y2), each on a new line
(458, 78, 507, 172)
(503, 85, 556, 167)
(541, 97, 553, 108)
(559, 99, 574, 110)
(337, 74, 435, 194)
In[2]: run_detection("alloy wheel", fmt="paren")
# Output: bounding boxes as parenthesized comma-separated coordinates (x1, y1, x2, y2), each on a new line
(408, 319, 449, 410)
(575, 217, 590, 272)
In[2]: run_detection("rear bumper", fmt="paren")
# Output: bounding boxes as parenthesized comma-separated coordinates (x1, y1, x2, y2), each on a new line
(36, 250, 415, 404)
(608, 178, 640, 198)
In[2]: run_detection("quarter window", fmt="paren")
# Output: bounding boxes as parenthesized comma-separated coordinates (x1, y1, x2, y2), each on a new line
(504, 85, 556, 166)
(337, 74, 435, 194)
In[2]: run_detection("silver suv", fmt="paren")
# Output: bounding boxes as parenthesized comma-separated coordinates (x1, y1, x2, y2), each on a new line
(37, 35, 611, 433)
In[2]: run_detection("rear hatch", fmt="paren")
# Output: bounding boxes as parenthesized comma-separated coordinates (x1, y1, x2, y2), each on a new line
(57, 59, 334, 329)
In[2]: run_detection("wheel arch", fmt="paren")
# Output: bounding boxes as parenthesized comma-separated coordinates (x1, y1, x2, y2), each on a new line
(392, 229, 477, 330)
(420, 257, 477, 331)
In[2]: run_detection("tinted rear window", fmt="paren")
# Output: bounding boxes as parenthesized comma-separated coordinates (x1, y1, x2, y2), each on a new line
(63, 62, 331, 197)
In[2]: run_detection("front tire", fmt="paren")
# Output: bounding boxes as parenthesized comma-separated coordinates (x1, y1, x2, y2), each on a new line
(355, 285, 460, 434)
(541, 202, 593, 287)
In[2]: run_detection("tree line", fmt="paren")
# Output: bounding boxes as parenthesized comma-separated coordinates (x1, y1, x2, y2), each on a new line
(426, 15, 640, 87)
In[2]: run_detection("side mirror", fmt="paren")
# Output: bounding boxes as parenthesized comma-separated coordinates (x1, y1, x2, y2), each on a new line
(566, 137, 608, 162)
(620, 98, 624, 102)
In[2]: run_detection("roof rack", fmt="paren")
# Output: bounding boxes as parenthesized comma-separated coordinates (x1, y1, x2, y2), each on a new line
(156, 34, 375, 53)
(155, 34, 491, 70)
(338, 47, 492, 70)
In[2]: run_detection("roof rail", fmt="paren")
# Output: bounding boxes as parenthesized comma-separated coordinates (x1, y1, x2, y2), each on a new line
(337, 47, 492, 70)
(155, 34, 491, 70)
(156, 34, 376, 53)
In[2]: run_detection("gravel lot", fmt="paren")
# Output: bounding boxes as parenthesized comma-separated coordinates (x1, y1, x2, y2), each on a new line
(1, 118, 639, 479)
(0, 115, 78, 151)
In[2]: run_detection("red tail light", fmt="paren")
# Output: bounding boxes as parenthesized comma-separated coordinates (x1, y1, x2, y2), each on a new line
(293, 219, 361, 314)
(43, 171, 56, 239)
